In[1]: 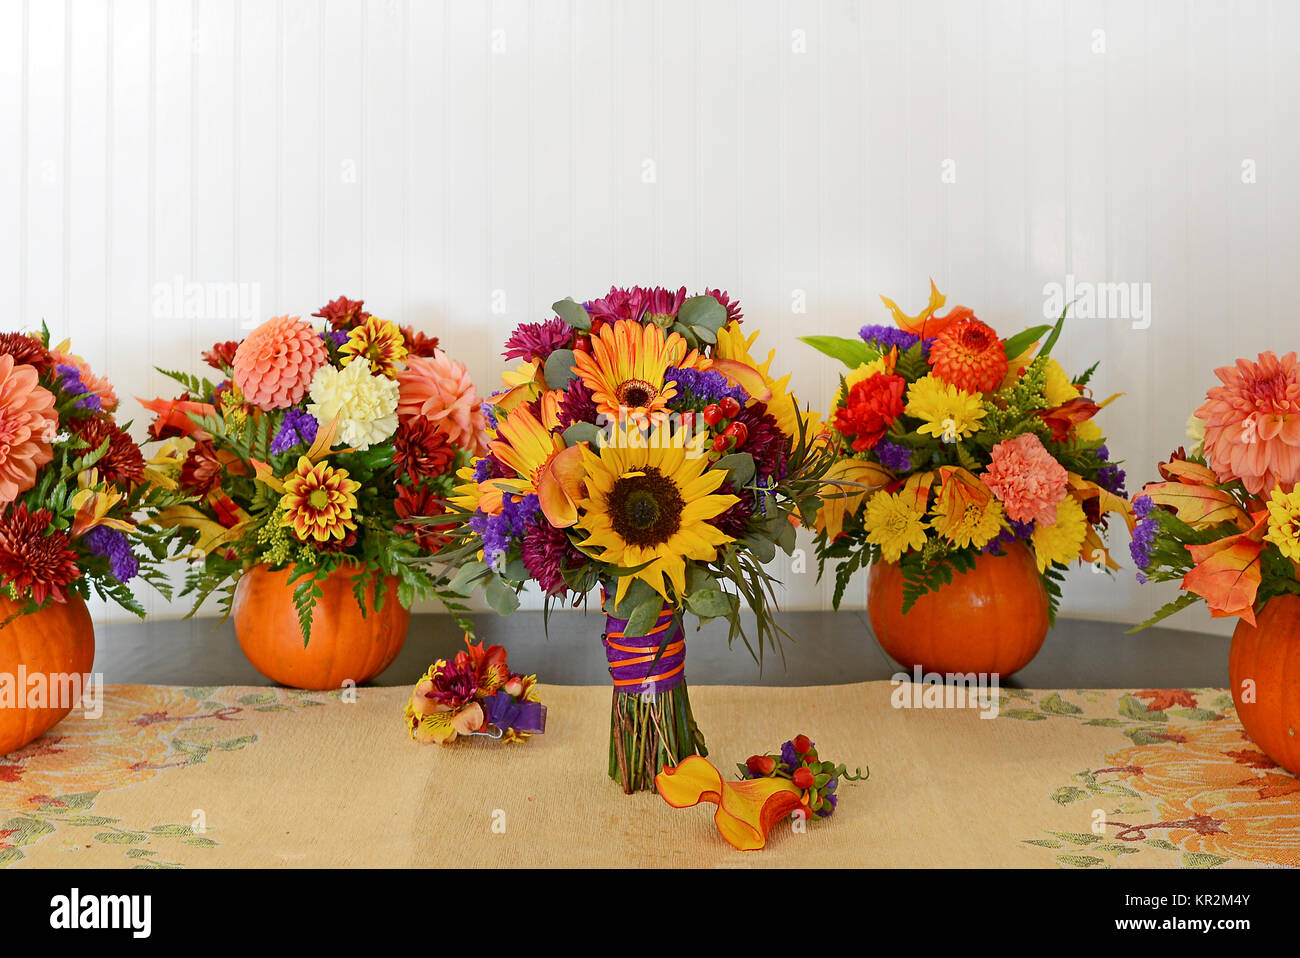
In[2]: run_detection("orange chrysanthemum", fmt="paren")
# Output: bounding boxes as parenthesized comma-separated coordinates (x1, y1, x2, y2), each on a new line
(396, 349, 490, 456)
(0, 354, 59, 505)
(340, 316, 408, 378)
(572, 319, 700, 422)
(927, 317, 1008, 395)
(280, 457, 361, 542)
(231, 315, 328, 411)
(1196, 351, 1300, 495)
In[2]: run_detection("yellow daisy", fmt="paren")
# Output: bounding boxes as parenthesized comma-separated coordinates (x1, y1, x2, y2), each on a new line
(1030, 496, 1089, 572)
(340, 316, 408, 378)
(930, 469, 1004, 550)
(280, 456, 360, 542)
(905, 375, 986, 441)
(863, 489, 929, 562)
(1265, 487, 1300, 562)
(574, 426, 739, 605)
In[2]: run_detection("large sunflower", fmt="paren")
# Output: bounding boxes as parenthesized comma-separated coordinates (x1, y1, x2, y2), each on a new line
(575, 429, 739, 605)
(573, 320, 697, 422)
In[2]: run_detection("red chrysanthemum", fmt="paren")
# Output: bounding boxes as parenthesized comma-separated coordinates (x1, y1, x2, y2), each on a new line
(314, 296, 370, 331)
(394, 483, 450, 554)
(68, 417, 145, 486)
(0, 332, 54, 375)
(0, 503, 82, 605)
(519, 517, 586, 596)
(733, 402, 791, 479)
(202, 340, 241, 373)
(179, 440, 224, 496)
(927, 318, 1008, 395)
(400, 325, 441, 358)
(833, 373, 907, 452)
(393, 418, 455, 482)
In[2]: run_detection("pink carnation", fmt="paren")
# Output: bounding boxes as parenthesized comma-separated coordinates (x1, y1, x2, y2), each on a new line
(396, 349, 489, 456)
(231, 315, 328, 411)
(1196, 350, 1300, 495)
(982, 433, 1069, 527)
(0, 354, 59, 505)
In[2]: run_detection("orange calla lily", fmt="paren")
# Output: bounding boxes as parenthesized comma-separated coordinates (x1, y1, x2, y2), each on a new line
(707, 358, 773, 403)
(535, 443, 586, 528)
(656, 755, 803, 851)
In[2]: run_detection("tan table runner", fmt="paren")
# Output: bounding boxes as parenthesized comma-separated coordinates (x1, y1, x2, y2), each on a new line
(1, 682, 1296, 868)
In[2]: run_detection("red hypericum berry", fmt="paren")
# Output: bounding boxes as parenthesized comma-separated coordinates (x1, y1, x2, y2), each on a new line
(792, 767, 815, 790)
(793, 734, 812, 755)
(712, 434, 730, 452)
(723, 421, 748, 448)
(572, 333, 592, 353)
(718, 396, 742, 419)
(746, 754, 776, 775)
(589, 319, 606, 337)
(702, 403, 724, 426)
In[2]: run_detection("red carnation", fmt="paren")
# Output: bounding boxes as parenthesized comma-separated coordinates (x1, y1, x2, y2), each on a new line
(313, 296, 370, 331)
(68, 417, 145, 486)
(201, 340, 241, 373)
(393, 418, 455, 482)
(395, 484, 450, 554)
(0, 503, 82, 605)
(833, 373, 906, 452)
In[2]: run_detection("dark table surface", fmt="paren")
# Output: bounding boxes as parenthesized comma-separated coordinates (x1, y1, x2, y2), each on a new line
(92, 610, 1231, 690)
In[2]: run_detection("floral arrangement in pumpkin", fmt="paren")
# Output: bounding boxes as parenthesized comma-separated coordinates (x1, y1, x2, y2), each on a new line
(1131, 351, 1300, 627)
(140, 297, 489, 639)
(656, 734, 867, 851)
(803, 283, 1133, 616)
(0, 327, 176, 615)
(403, 638, 546, 745)
(437, 286, 831, 651)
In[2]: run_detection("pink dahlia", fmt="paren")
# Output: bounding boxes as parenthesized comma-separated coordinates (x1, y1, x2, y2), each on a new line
(1196, 351, 1300, 495)
(231, 315, 328, 411)
(982, 433, 1069, 526)
(0, 354, 58, 505)
(396, 349, 489, 456)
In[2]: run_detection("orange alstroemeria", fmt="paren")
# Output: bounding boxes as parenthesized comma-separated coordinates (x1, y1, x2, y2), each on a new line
(138, 396, 218, 440)
(656, 755, 804, 851)
(879, 280, 970, 340)
(1181, 511, 1268, 625)
(815, 458, 893, 540)
(1038, 397, 1101, 443)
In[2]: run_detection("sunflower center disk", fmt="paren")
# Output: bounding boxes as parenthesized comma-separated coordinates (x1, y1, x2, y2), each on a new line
(608, 468, 684, 548)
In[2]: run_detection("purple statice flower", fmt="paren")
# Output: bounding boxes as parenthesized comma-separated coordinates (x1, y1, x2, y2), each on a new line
(1135, 571, 1148, 585)
(270, 408, 319, 454)
(320, 329, 349, 349)
(503, 316, 573, 364)
(1129, 516, 1157, 569)
(1096, 445, 1110, 461)
(1097, 463, 1127, 496)
(666, 367, 747, 407)
(470, 493, 541, 570)
(483, 404, 499, 431)
(84, 525, 139, 582)
(1133, 494, 1154, 519)
(472, 454, 508, 483)
(779, 739, 801, 774)
(858, 324, 921, 354)
(873, 438, 912, 473)
(982, 518, 1035, 555)
(56, 363, 103, 411)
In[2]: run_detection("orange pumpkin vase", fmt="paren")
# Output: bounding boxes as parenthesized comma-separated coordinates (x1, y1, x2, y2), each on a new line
(0, 594, 96, 757)
(866, 541, 1049, 677)
(1229, 594, 1300, 776)
(231, 564, 409, 690)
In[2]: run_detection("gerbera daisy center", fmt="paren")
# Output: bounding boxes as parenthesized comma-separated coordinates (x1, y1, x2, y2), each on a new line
(607, 467, 685, 547)
(618, 378, 657, 410)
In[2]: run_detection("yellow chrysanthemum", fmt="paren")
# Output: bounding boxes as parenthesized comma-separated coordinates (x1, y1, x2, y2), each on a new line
(1030, 496, 1088, 572)
(1074, 420, 1103, 442)
(574, 427, 738, 606)
(930, 475, 1004, 550)
(1265, 487, 1300, 562)
(340, 316, 408, 378)
(843, 353, 897, 393)
(280, 456, 360, 542)
(863, 489, 929, 562)
(306, 356, 399, 450)
(905, 375, 986, 441)
(1042, 358, 1080, 408)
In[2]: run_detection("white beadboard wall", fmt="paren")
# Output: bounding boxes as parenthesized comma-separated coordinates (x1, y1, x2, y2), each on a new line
(2, 0, 1297, 633)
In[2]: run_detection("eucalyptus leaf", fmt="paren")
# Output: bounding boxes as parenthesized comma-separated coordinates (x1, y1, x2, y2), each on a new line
(677, 295, 727, 332)
(715, 452, 756, 487)
(798, 335, 878, 370)
(447, 560, 488, 596)
(544, 348, 579, 389)
(608, 576, 658, 618)
(562, 422, 603, 447)
(623, 595, 665, 638)
(686, 588, 736, 619)
(690, 324, 717, 345)
(484, 576, 520, 615)
(551, 297, 591, 330)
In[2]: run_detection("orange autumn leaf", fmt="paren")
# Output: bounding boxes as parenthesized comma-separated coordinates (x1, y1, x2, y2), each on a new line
(900, 470, 936, 515)
(815, 458, 893, 540)
(1157, 457, 1220, 487)
(1182, 533, 1264, 626)
(1134, 689, 1199, 712)
(1037, 397, 1101, 442)
(1143, 481, 1251, 530)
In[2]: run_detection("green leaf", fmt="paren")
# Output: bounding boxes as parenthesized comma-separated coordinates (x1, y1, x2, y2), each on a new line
(1038, 309, 1067, 357)
(543, 348, 578, 389)
(677, 295, 727, 332)
(798, 335, 878, 369)
(1145, 839, 1178, 850)
(690, 324, 717, 344)
(1056, 854, 1106, 869)
(1118, 694, 1167, 723)
(1050, 786, 1090, 805)
(62, 815, 118, 827)
(1023, 839, 1063, 848)
(95, 831, 146, 845)
(685, 588, 736, 619)
(715, 452, 756, 487)
(0, 847, 22, 867)
(448, 560, 489, 596)
(1002, 324, 1053, 360)
(551, 298, 591, 330)
(623, 595, 665, 638)
(1183, 852, 1229, 869)
(484, 576, 520, 615)
(150, 823, 199, 836)
(1000, 709, 1048, 722)
(562, 422, 603, 447)
(1050, 831, 1102, 845)
(1040, 692, 1083, 715)
(56, 791, 99, 811)
(608, 576, 658, 619)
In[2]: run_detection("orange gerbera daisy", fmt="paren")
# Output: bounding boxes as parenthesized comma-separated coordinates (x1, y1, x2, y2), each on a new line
(927, 317, 1008, 395)
(280, 456, 361, 542)
(572, 319, 701, 422)
(483, 405, 586, 527)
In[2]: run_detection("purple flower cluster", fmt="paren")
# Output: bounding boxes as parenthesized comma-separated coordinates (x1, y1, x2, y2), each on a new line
(56, 363, 102, 411)
(270, 408, 319, 454)
(84, 526, 139, 582)
(470, 493, 541, 569)
(320, 329, 349, 349)
(1129, 517, 1158, 570)
(1093, 446, 1128, 496)
(473, 454, 511, 483)
(1133, 494, 1154, 518)
(858, 325, 921, 354)
(982, 518, 1035, 555)
(666, 367, 747, 407)
(873, 438, 912, 473)
(502, 317, 573, 364)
